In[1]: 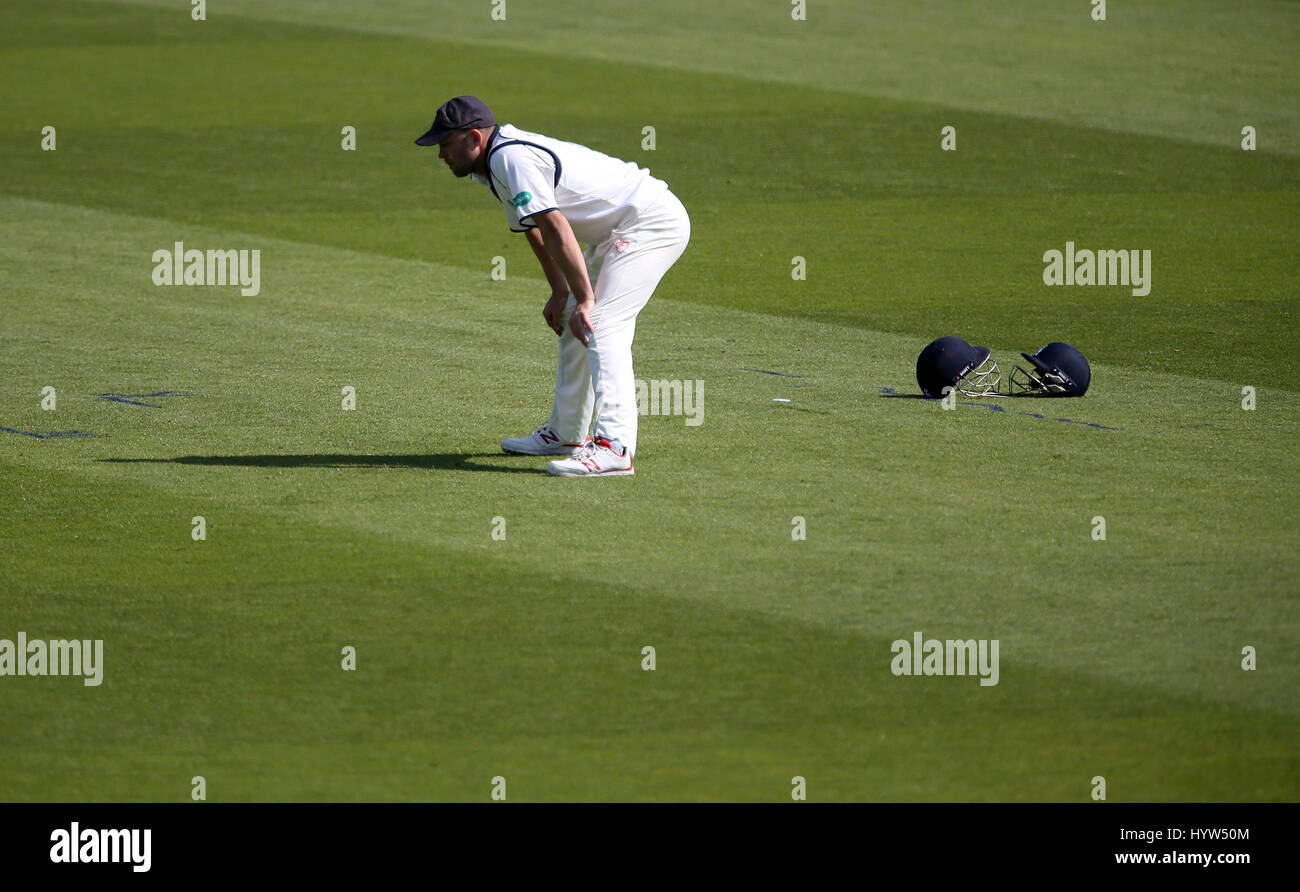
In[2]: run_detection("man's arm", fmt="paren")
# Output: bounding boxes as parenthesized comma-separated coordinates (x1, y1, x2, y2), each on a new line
(525, 210, 596, 344)
(525, 225, 568, 298)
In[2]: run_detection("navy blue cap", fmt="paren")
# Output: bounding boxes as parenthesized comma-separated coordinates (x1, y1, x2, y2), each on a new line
(414, 96, 496, 146)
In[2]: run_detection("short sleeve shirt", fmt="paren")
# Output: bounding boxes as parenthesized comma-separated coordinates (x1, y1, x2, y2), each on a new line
(472, 123, 672, 246)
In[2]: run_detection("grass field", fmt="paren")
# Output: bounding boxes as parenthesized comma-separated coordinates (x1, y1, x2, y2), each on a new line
(1, 0, 1297, 802)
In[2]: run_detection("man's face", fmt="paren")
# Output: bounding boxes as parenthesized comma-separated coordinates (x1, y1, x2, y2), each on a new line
(438, 129, 481, 178)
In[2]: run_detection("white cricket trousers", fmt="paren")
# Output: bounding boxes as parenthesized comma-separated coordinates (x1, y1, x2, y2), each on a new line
(547, 193, 690, 457)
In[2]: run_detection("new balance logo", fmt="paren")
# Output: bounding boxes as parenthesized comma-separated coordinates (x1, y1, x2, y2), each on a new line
(538, 429, 559, 444)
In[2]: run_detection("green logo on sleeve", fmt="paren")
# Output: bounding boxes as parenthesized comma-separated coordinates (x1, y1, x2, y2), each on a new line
(511, 191, 533, 207)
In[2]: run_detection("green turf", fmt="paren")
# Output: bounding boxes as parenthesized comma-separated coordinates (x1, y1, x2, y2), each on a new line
(0, 0, 1296, 802)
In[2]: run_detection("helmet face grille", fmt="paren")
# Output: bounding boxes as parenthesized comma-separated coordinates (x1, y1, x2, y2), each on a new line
(957, 356, 1001, 396)
(1010, 364, 1063, 394)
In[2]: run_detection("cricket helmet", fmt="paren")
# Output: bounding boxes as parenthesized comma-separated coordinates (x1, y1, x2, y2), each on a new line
(1009, 342, 1091, 397)
(916, 336, 1001, 398)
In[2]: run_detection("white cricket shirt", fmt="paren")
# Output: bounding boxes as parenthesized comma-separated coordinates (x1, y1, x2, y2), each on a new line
(471, 124, 671, 244)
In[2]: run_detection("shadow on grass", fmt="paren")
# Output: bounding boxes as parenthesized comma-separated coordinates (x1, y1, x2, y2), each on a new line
(99, 453, 548, 473)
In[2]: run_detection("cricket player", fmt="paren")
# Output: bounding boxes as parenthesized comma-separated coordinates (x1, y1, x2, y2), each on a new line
(415, 96, 690, 477)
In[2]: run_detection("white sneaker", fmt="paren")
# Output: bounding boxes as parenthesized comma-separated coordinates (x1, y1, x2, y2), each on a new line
(546, 437, 634, 477)
(501, 424, 589, 456)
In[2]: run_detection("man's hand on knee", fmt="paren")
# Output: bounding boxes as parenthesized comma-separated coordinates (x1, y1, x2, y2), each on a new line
(568, 299, 594, 346)
(543, 290, 568, 336)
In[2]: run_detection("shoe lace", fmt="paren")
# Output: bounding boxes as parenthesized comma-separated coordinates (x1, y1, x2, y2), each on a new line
(570, 440, 599, 460)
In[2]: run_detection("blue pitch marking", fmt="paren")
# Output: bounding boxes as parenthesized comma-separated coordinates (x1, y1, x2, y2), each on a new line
(878, 387, 1121, 430)
(95, 391, 194, 408)
(742, 368, 805, 378)
(1, 426, 105, 439)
